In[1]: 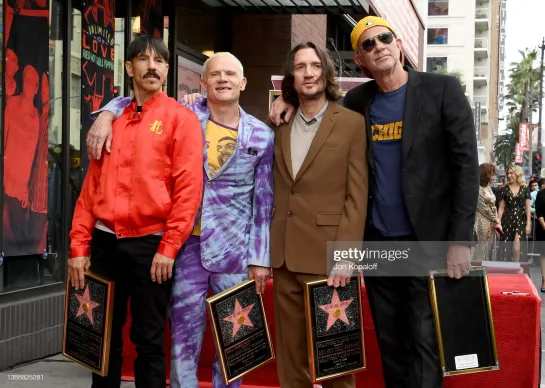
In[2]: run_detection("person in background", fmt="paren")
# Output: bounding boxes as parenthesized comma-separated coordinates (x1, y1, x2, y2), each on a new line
(497, 165, 532, 262)
(529, 178, 540, 260)
(534, 178, 545, 291)
(471, 163, 501, 261)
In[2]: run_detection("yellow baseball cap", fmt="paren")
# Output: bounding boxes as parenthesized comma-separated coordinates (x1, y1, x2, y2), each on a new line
(350, 16, 397, 51)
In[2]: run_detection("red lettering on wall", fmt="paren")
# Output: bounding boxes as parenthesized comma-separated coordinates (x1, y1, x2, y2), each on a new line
(82, 29, 91, 49)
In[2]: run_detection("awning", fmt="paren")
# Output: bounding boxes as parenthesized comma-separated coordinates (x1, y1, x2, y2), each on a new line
(198, 0, 369, 14)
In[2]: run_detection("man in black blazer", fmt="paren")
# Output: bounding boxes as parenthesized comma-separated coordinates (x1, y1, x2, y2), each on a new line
(269, 16, 479, 388)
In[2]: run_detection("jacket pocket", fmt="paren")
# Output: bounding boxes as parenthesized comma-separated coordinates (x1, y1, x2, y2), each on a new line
(316, 213, 342, 226)
(158, 181, 172, 213)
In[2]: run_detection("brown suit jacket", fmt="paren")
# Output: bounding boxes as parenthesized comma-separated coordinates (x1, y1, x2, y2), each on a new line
(270, 102, 369, 275)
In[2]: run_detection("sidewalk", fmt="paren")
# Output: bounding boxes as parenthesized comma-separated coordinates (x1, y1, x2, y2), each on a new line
(0, 354, 134, 388)
(1, 266, 545, 388)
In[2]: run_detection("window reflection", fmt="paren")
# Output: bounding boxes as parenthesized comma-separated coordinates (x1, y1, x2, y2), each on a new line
(428, 0, 449, 16)
(0, 0, 64, 293)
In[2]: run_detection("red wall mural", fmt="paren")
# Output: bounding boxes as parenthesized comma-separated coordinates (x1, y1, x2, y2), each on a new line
(80, 0, 115, 172)
(3, 0, 50, 256)
(139, 0, 162, 38)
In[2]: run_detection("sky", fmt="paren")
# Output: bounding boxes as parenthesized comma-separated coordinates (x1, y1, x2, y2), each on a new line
(503, 0, 545, 129)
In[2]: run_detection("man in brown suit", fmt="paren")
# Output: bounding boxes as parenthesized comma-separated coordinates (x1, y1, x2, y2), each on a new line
(271, 42, 368, 388)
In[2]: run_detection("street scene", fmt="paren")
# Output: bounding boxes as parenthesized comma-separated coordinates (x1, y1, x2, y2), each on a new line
(0, 0, 544, 387)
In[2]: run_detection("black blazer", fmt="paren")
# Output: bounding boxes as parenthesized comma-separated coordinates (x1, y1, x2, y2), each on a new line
(535, 189, 545, 220)
(344, 67, 479, 256)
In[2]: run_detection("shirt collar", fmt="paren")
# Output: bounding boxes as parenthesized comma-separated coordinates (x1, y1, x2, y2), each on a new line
(298, 101, 329, 125)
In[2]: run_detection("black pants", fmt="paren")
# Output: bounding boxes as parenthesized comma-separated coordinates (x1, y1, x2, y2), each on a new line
(90, 229, 172, 388)
(364, 226, 442, 388)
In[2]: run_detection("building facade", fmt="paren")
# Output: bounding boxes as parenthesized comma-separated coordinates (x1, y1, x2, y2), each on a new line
(425, 0, 501, 163)
(0, 0, 424, 371)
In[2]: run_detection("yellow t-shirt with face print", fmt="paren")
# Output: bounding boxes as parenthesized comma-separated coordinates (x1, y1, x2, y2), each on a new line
(192, 120, 238, 236)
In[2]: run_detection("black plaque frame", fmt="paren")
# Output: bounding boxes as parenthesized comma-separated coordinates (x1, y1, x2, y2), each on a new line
(428, 267, 499, 376)
(206, 279, 275, 385)
(62, 271, 114, 376)
(303, 276, 366, 383)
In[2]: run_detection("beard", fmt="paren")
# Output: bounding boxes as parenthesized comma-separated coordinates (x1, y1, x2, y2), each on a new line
(299, 84, 326, 101)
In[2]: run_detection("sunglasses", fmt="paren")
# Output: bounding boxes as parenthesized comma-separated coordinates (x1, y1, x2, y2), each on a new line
(361, 32, 395, 52)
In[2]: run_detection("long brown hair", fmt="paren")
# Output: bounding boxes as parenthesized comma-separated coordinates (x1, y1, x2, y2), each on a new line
(479, 163, 496, 187)
(281, 42, 342, 108)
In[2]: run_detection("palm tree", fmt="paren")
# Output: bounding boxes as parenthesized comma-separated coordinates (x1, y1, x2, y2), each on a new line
(494, 115, 521, 168)
(505, 49, 540, 123)
(493, 48, 542, 167)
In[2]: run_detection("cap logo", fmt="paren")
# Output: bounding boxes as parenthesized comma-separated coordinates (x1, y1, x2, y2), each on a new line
(365, 21, 374, 26)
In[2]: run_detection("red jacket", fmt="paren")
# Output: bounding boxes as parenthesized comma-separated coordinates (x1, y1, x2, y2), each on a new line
(69, 92, 203, 259)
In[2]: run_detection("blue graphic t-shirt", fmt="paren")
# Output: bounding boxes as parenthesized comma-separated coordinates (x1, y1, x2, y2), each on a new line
(369, 83, 413, 236)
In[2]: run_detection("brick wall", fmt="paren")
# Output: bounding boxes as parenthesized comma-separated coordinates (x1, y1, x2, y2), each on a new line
(291, 14, 327, 49)
(230, 14, 328, 122)
(232, 14, 292, 122)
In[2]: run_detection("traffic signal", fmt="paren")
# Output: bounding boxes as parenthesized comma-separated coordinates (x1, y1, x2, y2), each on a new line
(532, 152, 542, 174)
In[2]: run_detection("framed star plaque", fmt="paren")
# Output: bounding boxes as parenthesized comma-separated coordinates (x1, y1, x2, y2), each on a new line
(428, 267, 499, 376)
(62, 271, 114, 376)
(206, 279, 275, 384)
(303, 276, 366, 383)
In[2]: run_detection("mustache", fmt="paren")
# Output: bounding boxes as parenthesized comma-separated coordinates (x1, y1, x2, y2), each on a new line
(143, 71, 160, 79)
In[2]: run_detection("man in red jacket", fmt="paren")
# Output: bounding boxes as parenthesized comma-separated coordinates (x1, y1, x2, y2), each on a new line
(68, 35, 203, 388)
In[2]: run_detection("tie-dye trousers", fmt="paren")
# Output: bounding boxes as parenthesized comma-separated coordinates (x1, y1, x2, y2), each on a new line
(169, 235, 247, 388)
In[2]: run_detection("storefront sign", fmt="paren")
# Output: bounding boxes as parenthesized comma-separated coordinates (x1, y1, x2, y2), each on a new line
(369, 0, 421, 68)
(3, 0, 50, 256)
(177, 56, 202, 100)
(475, 102, 481, 145)
(498, 0, 506, 114)
(80, 0, 116, 172)
(519, 123, 530, 151)
(515, 142, 523, 164)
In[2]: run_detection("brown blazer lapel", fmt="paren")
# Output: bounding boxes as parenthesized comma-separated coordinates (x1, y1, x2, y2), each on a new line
(294, 103, 339, 183)
(281, 113, 297, 180)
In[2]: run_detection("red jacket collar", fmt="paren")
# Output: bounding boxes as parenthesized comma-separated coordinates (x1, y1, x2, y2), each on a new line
(127, 91, 168, 114)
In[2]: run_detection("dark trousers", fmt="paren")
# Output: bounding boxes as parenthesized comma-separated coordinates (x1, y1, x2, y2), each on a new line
(273, 264, 355, 388)
(89, 229, 172, 388)
(364, 226, 442, 388)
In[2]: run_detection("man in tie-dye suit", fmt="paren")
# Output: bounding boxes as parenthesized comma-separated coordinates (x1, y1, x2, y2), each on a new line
(87, 52, 274, 388)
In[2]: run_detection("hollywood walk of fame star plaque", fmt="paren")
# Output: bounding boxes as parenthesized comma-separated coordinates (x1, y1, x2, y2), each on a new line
(303, 276, 366, 383)
(62, 271, 114, 376)
(206, 279, 274, 385)
(428, 267, 499, 376)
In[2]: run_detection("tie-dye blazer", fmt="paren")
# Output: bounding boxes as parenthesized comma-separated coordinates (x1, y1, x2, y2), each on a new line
(95, 96, 274, 273)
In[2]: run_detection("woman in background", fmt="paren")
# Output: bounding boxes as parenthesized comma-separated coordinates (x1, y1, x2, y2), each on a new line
(534, 178, 545, 291)
(471, 163, 501, 261)
(498, 165, 532, 261)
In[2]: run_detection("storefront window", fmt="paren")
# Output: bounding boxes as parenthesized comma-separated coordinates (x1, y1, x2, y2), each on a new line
(0, 0, 64, 293)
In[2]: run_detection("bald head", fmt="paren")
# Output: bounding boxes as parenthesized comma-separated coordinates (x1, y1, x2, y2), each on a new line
(202, 52, 244, 79)
(200, 52, 247, 105)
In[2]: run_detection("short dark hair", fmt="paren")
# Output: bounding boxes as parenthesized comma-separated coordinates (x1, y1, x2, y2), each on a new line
(127, 35, 169, 89)
(281, 42, 342, 108)
(539, 178, 545, 187)
(479, 163, 496, 187)
(127, 35, 169, 63)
